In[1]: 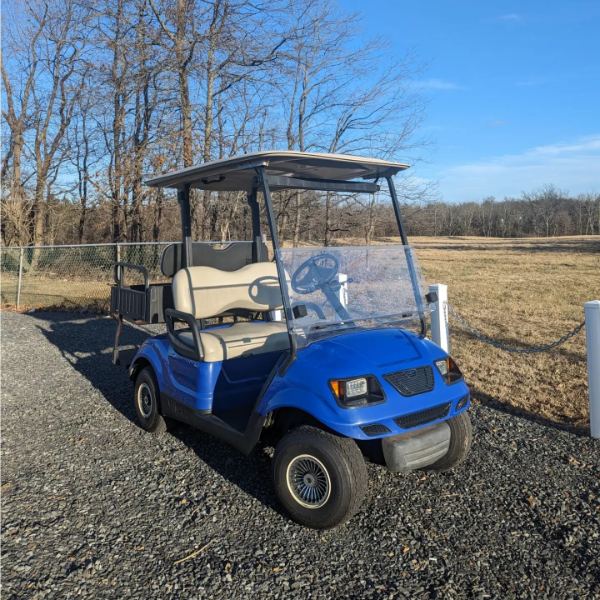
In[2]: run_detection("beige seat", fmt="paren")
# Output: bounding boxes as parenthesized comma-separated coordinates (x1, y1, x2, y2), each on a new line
(178, 321, 289, 361)
(172, 262, 289, 362)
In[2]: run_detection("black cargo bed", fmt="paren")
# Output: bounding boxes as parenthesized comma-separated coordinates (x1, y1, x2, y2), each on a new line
(110, 262, 173, 365)
(110, 282, 173, 324)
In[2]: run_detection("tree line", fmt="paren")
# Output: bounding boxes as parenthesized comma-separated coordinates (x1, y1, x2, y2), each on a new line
(2, 1, 598, 248)
(1, 0, 423, 247)
(403, 188, 600, 239)
(2, 184, 597, 247)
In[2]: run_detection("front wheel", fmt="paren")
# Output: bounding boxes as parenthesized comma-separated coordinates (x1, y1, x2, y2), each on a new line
(273, 426, 368, 529)
(429, 411, 472, 471)
(134, 367, 167, 434)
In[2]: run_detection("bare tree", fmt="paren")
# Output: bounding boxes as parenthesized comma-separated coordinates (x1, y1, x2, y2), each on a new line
(4, 0, 596, 248)
(278, 0, 422, 245)
(1, 2, 48, 244)
(1, 0, 88, 249)
(148, 0, 202, 168)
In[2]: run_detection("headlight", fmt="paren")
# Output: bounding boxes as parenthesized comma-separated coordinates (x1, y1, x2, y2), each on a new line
(434, 357, 463, 384)
(329, 376, 384, 407)
(345, 377, 368, 398)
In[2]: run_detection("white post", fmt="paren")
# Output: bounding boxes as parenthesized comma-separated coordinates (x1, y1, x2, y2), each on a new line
(429, 283, 449, 353)
(16, 247, 24, 309)
(338, 273, 348, 308)
(585, 300, 600, 439)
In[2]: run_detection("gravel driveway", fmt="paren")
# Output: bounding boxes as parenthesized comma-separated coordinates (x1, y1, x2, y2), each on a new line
(2, 311, 599, 599)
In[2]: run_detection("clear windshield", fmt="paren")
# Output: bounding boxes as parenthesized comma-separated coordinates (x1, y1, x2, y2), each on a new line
(276, 244, 426, 346)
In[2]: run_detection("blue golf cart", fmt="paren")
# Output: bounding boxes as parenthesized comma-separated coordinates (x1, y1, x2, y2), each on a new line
(111, 152, 472, 529)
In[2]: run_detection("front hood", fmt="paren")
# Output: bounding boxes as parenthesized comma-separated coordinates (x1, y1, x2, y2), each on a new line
(295, 327, 443, 377)
(261, 326, 469, 436)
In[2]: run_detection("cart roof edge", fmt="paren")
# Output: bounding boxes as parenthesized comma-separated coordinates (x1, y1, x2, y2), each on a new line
(144, 151, 410, 191)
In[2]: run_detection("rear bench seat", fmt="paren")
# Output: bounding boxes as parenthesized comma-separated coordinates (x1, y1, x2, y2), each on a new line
(172, 262, 289, 362)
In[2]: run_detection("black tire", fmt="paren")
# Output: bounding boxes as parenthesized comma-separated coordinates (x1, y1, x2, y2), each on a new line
(134, 367, 167, 434)
(429, 411, 472, 472)
(273, 426, 368, 529)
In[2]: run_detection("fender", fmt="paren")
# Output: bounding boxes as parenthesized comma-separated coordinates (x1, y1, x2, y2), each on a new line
(129, 340, 166, 383)
(258, 385, 364, 439)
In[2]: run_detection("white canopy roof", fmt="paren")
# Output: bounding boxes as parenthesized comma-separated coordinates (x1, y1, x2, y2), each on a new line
(145, 151, 409, 191)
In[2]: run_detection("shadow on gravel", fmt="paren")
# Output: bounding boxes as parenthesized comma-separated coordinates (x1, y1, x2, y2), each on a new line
(166, 421, 283, 516)
(472, 388, 588, 438)
(30, 311, 283, 515)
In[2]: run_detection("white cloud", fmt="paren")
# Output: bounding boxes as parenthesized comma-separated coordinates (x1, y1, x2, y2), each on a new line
(437, 135, 600, 201)
(531, 137, 600, 155)
(408, 78, 464, 91)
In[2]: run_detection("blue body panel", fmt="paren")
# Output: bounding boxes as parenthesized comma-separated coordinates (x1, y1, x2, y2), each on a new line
(255, 328, 470, 439)
(131, 326, 470, 441)
(131, 333, 280, 413)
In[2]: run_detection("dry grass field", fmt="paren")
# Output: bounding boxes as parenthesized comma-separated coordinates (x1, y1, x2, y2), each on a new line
(1, 274, 111, 311)
(1, 235, 598, 431)
(412, 236, 599, 433)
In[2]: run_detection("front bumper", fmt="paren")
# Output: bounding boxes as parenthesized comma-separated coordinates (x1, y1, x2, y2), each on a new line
(382, 421, 450, 472)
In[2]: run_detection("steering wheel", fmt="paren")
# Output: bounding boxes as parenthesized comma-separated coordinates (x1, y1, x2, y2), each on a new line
(291, 253, 340, 294)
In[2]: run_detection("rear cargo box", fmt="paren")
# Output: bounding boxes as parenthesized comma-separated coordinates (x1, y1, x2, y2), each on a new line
(110, 283, 173, 324)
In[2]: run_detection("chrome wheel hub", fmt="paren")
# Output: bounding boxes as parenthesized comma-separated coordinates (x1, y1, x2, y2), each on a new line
(137, 382, 153, 418)
(286, 454, 331, 509)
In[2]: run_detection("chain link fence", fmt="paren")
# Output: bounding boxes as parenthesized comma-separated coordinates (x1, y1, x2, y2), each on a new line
(0, 243, 590, 357)
(1, 243, 172, 311)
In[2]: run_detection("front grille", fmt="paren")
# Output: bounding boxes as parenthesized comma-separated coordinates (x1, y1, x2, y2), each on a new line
(395, 403, 451, 429)
(384, 366, 434, 396)
(361, 424, 390, 437)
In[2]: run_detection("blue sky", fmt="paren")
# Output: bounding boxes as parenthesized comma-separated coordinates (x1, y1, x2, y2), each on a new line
(341, 0, 600, 201)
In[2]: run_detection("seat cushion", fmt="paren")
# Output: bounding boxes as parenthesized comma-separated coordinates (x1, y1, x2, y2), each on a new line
(179, 321, 289, 362)
(172, 262, 282, 319)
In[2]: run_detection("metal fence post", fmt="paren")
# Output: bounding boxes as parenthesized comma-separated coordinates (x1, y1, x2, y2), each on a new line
(429, 283, 449, 353)
(585, 300, 600, 439)
(16, 247, 24, 309)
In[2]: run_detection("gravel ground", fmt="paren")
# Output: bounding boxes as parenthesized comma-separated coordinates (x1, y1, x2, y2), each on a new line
(1, 311, 599, 599)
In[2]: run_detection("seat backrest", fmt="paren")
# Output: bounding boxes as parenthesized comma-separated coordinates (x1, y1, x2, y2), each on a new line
(172, 262, 283, 319)
(160, 241, 269, 277)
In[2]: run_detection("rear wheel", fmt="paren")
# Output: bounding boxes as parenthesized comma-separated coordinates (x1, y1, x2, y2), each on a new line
(134, 367, 167, 434)
(273, 426, 368, 529)
(429, 411, 472, 471)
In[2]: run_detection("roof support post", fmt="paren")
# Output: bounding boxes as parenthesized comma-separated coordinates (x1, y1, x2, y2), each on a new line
(386, 176, 426, 336)
(247, 187, 264, 262)
(256, 167, 298, 367)
(178, 184, 193, 267)
(386, 175, 409, 245)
